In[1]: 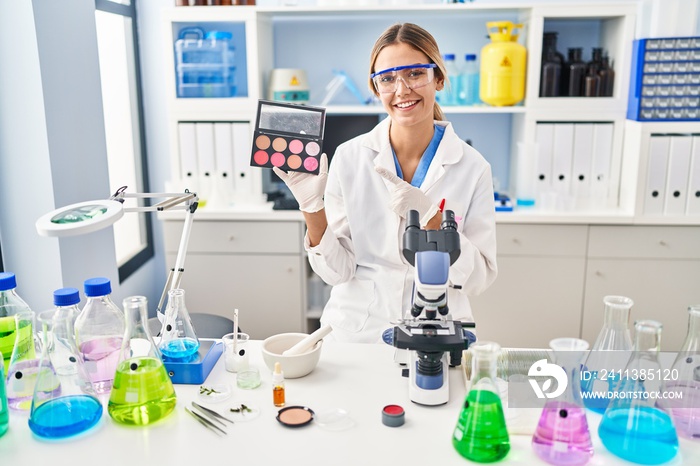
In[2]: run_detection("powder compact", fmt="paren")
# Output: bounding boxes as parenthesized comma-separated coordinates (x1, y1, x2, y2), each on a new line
(276, 405, 315, 427)
(250, 99, 326, 175)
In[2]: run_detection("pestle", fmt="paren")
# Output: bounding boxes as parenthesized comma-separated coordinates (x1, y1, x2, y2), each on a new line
(283, 325, 333, 356)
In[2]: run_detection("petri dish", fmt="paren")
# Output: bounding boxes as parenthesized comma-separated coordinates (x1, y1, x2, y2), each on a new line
(276, 405, 315, 428)
(228, 402, 260, 422)
(315, 408, 355, 431)
(197, 384, 231, 403)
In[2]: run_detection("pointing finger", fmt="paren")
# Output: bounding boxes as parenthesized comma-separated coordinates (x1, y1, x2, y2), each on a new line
(375, 166, 403, 185)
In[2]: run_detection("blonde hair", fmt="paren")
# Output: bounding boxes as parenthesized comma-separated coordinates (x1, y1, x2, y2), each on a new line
(368, 23, 446, 121)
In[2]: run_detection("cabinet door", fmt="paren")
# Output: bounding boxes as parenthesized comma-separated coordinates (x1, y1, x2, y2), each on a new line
(167, 253, 305, 340)
(470, 256, 586, 349)
(583, 259, 700, 352)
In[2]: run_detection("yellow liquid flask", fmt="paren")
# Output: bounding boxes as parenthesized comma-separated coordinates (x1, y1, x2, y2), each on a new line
(598, 320, 679, 464)
(480, 21, 526, 107)
(108, 296, 176, 426)
(28, 310, 102, 439)
(5, 310, 42, 411)
(157, 289, 199, 362)
(453, 341, 510, 462)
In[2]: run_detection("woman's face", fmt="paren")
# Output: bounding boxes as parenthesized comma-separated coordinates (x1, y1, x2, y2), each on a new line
(373, 42, 443, 129)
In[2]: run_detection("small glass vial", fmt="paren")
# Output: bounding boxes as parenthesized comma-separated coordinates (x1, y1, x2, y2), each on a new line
(272, 362, 286, 407)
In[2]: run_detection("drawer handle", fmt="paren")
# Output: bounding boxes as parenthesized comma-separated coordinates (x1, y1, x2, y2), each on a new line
(595, 270, 604, 277)
(658, 240, 668, 246)
(512, 238, 521, 245)
(229, 235, 235, 241)
(287, 267, 294, 273)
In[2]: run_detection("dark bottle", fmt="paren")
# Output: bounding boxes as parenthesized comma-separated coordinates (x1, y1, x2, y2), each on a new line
(584, 73, 600, 97)
(584, 48, 604, 97)
(598, 54, 615, 97)
(566, 48, 586, 97)
(541, 32, 565, 96)
(540, 49, 562, 97)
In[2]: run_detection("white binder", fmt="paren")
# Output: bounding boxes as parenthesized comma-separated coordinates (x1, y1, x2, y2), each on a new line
(535, 123, 555, 198)
(214, 123, 235, 179)
(178, 122, 198, 190)
(664, 135, 692, 215)
(195, 123, 216, 177)
(591, 123, 614, 208)
(232, 122, 264, 204)
(644, 135, 670, 215)
(687, 136, 700, 215)
(571, 123, 594, 204)
(551, 123, 575, 196)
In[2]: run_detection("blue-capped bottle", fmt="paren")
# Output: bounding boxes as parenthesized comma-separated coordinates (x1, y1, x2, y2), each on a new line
(74, 277, 125, 394)
(439, 53, 460, 106)
(0, 272, 32, 373)
(459, 54, 480, 106)
(53, 287, 81, 329)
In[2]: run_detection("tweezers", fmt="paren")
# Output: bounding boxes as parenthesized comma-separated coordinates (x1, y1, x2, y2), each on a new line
(192, 401, 235, 425)
(185, 407, 227, 436)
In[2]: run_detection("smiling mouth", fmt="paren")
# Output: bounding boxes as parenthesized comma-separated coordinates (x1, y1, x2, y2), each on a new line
(395, 100, 418, 109)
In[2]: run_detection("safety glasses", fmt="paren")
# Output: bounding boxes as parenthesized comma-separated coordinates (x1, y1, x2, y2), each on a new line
(370, 64, 438, 94)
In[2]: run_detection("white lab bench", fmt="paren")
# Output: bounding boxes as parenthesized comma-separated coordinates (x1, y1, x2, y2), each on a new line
(2, 340, 698, 465)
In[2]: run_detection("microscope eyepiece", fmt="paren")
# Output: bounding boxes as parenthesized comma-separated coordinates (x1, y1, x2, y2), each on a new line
(441, 209, 458, 231)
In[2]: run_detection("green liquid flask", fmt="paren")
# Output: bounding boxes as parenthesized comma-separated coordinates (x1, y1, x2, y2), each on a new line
(598, 320, 679, 464)
(108, 296, 176, 426)
(0, 350, 9, 437)
(453, 341, 510, 462)
(0, 272, 33, 373)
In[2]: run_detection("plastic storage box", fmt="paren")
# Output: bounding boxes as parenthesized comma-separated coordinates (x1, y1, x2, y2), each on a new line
(175, 27, 236, 98)
(627, 37, 700, 121)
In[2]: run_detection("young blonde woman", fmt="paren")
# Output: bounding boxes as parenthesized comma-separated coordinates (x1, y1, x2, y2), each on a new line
(275, 23, 497, 343)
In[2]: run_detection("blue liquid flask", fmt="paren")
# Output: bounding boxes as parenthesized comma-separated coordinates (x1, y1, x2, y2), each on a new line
(598, 320, 679, 464)
(581, 296, 633, 413)
(28, 310, 102, 440)
(158, 289, 199, 362)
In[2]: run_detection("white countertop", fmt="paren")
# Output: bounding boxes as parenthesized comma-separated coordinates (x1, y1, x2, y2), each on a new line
(3, 341, 698, 466)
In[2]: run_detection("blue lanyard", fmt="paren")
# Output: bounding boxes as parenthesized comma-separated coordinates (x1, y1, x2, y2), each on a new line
(392, 124, 445, 187)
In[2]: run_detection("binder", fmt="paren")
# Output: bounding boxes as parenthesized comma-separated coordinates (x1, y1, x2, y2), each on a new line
(664, 135, 692, 215)
(551, 123, 575, 196)
(195, 123, 217, 178)
(178, 122, 198, 189)
(214, 123, 235, 179)
(534, 123, 555, 198)
(571, 123, 594, 203)
(687, 136, 700, 215)
(644, 135, 670, 215)
(591, 123, 614, 207)
(232, 122, 263, 203)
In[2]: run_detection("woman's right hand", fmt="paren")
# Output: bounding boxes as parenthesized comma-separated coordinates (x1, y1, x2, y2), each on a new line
(272, 153, 328, 213)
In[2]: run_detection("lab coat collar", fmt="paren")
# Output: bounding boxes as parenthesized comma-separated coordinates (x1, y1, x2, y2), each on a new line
(367, 118, 462, 193)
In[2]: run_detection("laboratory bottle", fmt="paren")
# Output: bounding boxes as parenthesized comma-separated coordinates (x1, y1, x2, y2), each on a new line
(28, 309, 102, 440)
(452, 341, 510, 462)
(598, 320, 679, 464)
(581, 295, 633, 413)
(0, 350, 8, 438)
(53, 287, 81, 329)
(158, 288, 200, 362)
(439, 53, 460, 106)
(532, 338, 594, 466)
(663, 305, 700, 439)
(480, 21, 526, 106)
(459, 54, 480, 106)
(108, 296, 177, 426)
(6, 311, 43, 411)
(540, 48, 562, 97)
(584, 48, 603, 97)
(0, 272, 32, 373)
(272, 361, 286, 407)
(565, 48, 586, 97)
(542, 31, 565, 65)
(598, 54, 615, 97)
(74, 277, 125, 394)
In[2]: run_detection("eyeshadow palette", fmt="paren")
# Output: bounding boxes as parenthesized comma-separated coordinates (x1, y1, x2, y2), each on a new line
(250, 99, 326, 175)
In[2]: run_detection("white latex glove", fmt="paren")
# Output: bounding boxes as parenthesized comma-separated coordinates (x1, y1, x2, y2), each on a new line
(272, 153, 328, 213)
(375, 166, 439, 226)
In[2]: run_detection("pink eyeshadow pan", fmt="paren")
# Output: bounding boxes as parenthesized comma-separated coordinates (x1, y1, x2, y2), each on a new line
(253, 150, 269, 165)
(289, 139, 304, 154)
(304, 157, 319, 172)
(270, 152, 286, 167)
(306, 141, 320, 156)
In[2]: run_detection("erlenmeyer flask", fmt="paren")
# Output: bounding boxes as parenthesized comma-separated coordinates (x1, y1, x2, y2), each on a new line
(28, 310, 102, 439)
(158, 289, 199, 362)
(6, 310, 43, 411)
(598, 320, 679, 464)
(452, 341, 510, 462)
(108, 296, 176, 426)
(0, 350, 8, 437)
(581, 295, 633, 413)
(663, 305, 700, 439)
(532, 338, 594, 465)
(0, 272, 32, 372)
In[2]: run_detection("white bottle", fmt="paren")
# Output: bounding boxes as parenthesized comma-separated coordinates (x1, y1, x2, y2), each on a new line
(440, 53, 460, 106)
(459, 53, 480, 106)
(53, 287, 81, 329)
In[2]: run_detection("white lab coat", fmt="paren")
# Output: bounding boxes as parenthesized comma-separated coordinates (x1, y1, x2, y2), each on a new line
(305, 117, 497, 343)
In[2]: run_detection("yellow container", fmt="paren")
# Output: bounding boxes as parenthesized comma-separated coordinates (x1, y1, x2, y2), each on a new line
(480, 21, 527, 107)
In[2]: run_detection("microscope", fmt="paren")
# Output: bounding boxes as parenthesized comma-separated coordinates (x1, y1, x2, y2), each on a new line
(392, 209, 474, 406)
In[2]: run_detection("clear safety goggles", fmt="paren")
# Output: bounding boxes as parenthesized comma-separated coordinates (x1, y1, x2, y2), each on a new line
(370, 63, 438, 94)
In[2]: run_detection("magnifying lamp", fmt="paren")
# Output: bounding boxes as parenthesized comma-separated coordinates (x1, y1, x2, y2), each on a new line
(36, 185, 199, 319)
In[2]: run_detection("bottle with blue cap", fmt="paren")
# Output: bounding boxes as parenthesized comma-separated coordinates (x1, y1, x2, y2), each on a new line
(0, 272, 33, 373)
(53, 287, 81, 330)
(74, 277, 125, 394)
(459, 54, 480, 106)
(439, 53, 461, 106)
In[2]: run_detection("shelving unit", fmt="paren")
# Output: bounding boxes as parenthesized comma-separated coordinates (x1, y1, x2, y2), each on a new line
(160, 2, 700, 344)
